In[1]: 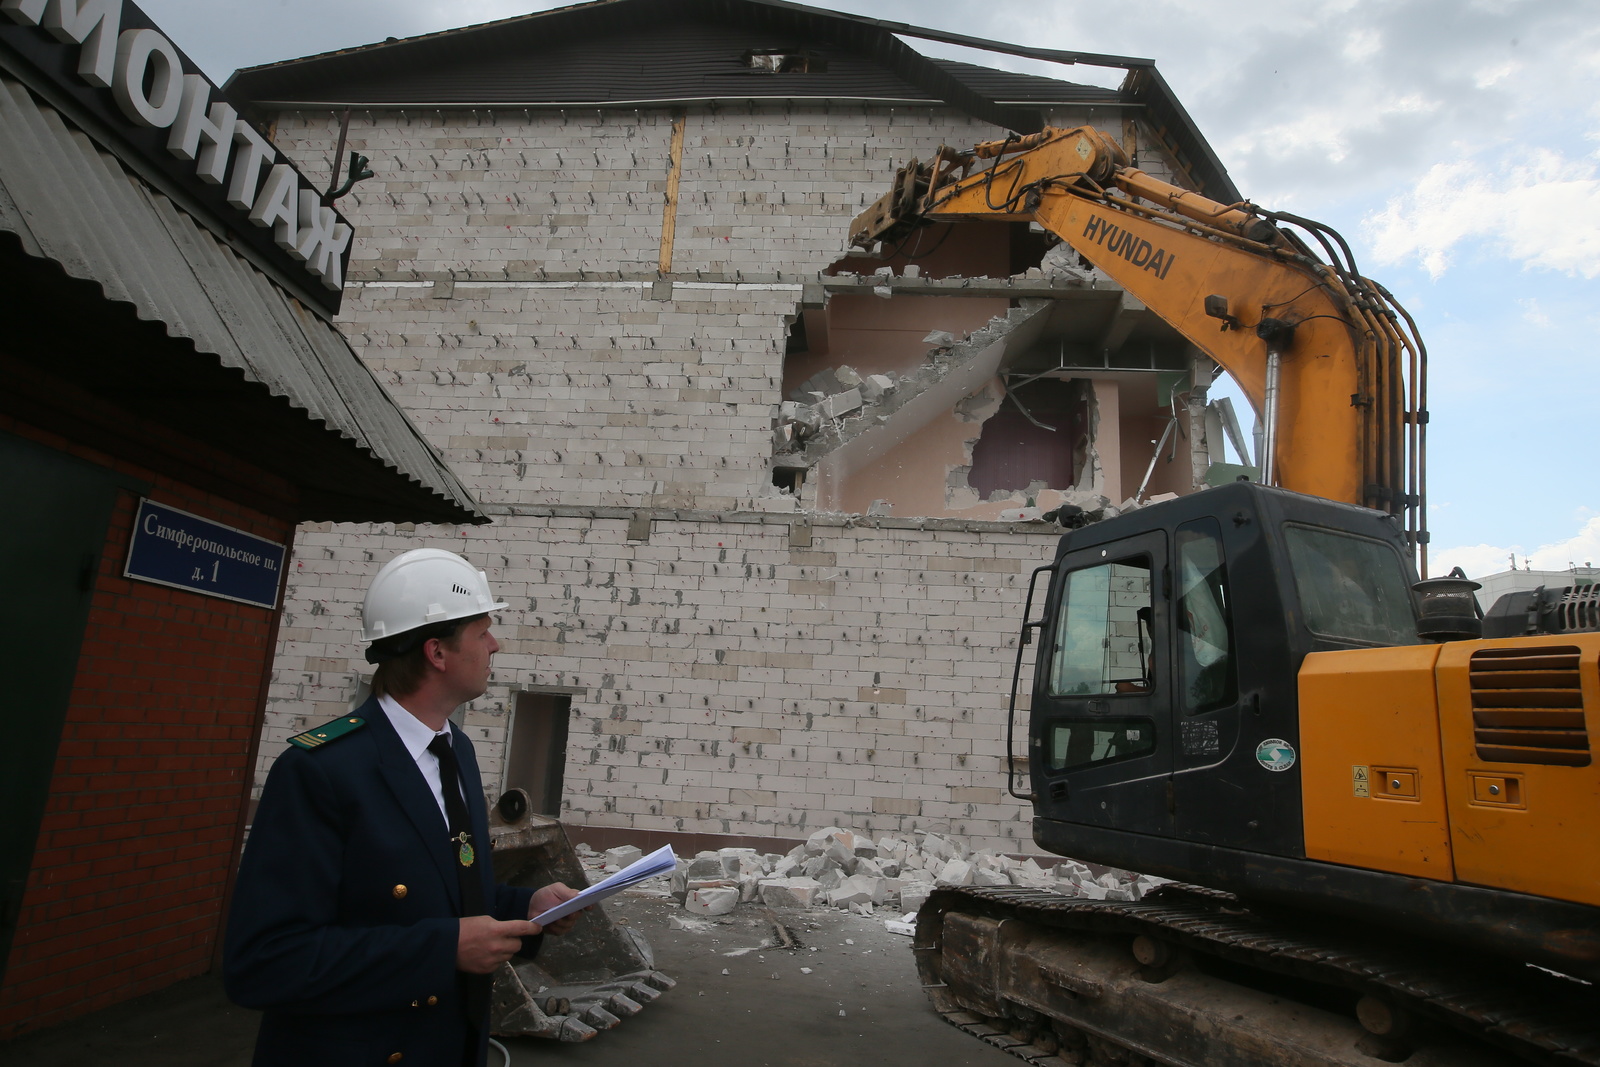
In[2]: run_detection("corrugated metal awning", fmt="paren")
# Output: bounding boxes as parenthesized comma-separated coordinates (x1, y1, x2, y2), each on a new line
(0, 75, 485, 525)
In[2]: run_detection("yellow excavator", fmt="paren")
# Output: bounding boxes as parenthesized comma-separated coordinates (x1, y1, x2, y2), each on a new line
(852, 128, 1600, 1066)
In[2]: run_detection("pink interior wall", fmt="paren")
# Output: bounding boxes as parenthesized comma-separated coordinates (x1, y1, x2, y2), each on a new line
(783, 293, 1008, 397)
(832, 410, 979, 517)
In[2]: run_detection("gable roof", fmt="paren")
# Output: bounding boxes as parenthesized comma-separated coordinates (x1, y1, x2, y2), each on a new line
(226, 0, 1237, 202)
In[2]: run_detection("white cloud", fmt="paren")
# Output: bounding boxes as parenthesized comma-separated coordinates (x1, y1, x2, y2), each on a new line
(1434, 515, 1600, 578)
(1365, 149, 1600, 278)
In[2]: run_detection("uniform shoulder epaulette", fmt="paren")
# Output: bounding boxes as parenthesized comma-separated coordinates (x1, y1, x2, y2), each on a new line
(287, 715, 367, 751)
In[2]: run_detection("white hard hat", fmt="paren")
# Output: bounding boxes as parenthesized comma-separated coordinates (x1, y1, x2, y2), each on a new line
(361, 548, 508, 644)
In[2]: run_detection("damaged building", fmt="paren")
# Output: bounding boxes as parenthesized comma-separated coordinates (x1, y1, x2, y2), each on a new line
(224, 0, 1252, 855)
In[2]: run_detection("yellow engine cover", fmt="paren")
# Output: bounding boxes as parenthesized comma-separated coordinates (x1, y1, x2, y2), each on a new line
(1299, 634, 1600, 907)
(1300, 644, 1454, 880)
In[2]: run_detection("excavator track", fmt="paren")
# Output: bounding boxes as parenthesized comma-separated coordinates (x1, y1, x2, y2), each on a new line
(916, 885, 1598, 1067)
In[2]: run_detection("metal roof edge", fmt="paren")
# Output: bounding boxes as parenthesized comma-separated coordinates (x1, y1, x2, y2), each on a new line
(1120, 65, 1239, 204)
(250, 95, 1117, 112)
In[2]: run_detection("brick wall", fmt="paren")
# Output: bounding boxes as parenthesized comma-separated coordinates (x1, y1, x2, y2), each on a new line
(0, 418, 290, 1039)
(250, 100, 1188, 853)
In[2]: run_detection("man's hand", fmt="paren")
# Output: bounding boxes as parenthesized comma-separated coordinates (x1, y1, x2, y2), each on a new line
(457, 915, 542, 974)
(528, 883, 586, 936)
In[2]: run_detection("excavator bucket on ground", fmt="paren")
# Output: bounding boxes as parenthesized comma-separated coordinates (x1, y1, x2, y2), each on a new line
(487, 794, 674, 1041)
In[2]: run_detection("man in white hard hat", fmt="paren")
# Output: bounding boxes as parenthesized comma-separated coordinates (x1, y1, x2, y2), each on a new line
(224, 548, 582, 1067)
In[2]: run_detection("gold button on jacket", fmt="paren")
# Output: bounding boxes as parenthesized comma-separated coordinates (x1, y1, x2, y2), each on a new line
(391, 884, 407, 899)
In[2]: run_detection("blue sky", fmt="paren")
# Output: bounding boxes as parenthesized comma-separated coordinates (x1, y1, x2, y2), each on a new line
(137, 0, 1600, 578)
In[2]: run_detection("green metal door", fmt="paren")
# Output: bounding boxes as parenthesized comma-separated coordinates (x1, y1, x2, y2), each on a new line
(0, 433, 124, 985)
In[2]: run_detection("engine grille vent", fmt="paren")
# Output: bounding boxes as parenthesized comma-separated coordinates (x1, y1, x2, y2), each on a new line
(1469, 645, 1591, 766)
(1552, 586, 1600, 633)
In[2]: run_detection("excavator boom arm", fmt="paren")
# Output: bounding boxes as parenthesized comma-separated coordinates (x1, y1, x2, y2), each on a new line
(851, 127, 1426, 558)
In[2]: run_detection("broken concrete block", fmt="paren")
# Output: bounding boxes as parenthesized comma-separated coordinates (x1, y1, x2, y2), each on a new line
(806, 827, 849, 854)
(760, 877, 822, 908)
(860, 374, 896, 401)
(769, 856, 800, 880)
(922, 329, 955, 347)
(901, 264, 920, 279)
(901, 867, 934, 885)
(935, 859, 974, 887)
(823, 837, 859, 874)
(828, 874, 887, 908)
(686, 852, 724, 879)
(872, 285, 892, 299)
(848, 901, 875, 916)
(899, 883, 932, 913)
(852, 856, 884, 879)
(719, 848, 759, 878)
(834, 365, 861, 387)
(866, 499, 892, 517)
(686, 878, 736, 893)
(818, 388, 862, 420)
(684, 887, 739, 916)
(873, 265, 893, 277)
(604, 845, 643, 868)
(972, 867, 1010, 888)
(885, 919, 916, 935)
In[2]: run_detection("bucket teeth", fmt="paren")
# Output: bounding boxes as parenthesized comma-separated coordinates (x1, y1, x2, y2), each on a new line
(628, 981, 661, 1003)
(582, 1006, 621, 1029)
(606, 993, 643, 1017)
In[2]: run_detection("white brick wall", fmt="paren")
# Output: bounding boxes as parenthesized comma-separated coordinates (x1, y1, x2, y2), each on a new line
(256, 101, 1188, 851)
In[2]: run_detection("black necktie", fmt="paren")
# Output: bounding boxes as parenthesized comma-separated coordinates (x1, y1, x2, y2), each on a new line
(427, 733, 486, 916)
(428, 732, 491, 1045)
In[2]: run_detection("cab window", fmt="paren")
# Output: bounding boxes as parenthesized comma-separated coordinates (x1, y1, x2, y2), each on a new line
(1047, 558, 1153, 697)
(1176, 519, 1235, 712)
(1285, 525, 1419, 646)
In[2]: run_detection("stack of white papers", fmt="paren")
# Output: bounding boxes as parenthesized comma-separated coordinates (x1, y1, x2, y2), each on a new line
(530, 844, 676, 926)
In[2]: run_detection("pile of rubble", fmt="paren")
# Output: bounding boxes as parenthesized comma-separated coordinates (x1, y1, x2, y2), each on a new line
(771, 364, 897, 453)
(574, 826, 1163, 921)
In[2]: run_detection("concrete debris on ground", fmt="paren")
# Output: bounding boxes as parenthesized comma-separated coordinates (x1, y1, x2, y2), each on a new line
(573, 828, 1165, 926)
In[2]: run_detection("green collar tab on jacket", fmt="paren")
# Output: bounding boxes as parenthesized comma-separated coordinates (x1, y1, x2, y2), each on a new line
(288, 715, 368, 751)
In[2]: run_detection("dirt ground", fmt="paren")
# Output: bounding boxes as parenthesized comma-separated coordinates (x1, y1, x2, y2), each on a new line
(1, 891, 1014, 1067)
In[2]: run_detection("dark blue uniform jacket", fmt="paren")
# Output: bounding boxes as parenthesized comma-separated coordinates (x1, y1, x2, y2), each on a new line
(224, 696, 536, 1067)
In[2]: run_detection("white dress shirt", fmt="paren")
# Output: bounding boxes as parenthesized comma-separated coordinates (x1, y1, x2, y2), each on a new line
(378, 693, 462, 828)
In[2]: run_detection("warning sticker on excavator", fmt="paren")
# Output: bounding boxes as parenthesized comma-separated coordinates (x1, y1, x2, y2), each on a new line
(1255, 739, 1296, 772)
(1352, 765, 1370, 797)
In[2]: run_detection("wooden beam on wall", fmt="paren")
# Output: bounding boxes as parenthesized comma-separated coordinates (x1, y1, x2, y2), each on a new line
(659, 111, 687, 273)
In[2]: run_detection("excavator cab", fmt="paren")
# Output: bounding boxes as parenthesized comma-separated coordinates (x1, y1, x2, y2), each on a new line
(1025, 481, 1420, 870)
(1013, 479, 1600, 986)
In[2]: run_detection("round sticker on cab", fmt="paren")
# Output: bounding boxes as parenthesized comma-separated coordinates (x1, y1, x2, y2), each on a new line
(1255, 738, 1296, 772)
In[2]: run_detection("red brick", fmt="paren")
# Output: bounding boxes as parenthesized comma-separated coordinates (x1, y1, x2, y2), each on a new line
(0, 423, 290, 1040)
